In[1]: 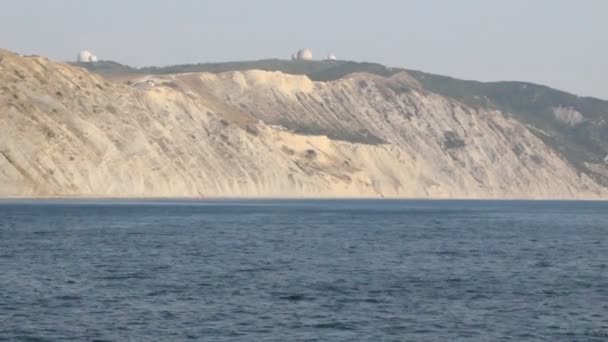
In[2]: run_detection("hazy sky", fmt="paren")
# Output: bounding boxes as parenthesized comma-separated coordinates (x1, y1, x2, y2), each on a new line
(1, 0, 606, 98)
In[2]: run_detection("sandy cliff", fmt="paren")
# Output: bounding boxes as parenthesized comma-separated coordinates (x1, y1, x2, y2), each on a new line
(1, 49, 606, 198)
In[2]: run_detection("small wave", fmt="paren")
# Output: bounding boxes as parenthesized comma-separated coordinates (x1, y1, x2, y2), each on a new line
(100, 272, 149, 281)
(235, 267, 275, 273)
(55, 295, 82, 301)
(445, 278, 464, 283)
(12, 336, 53, 342)
(146, 290, 168, 297)
(312, 322, 356, 330)
(32, 231, 54, 236)
(534, 260, 552, 268)
(278, 294, 315, 302)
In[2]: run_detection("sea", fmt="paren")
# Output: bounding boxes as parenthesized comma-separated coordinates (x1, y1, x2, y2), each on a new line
(0, 200, 606, 341)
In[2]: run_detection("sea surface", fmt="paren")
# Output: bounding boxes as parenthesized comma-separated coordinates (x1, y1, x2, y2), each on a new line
(0, 200, 607, 341)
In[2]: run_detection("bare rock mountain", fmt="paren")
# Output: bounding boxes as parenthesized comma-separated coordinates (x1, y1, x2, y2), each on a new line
(1, 49, 606, 198)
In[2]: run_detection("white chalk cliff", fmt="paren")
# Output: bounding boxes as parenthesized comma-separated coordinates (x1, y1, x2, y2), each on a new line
(0, 49, 606, 198)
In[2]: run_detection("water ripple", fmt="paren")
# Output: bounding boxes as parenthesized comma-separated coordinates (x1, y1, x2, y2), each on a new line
(0, 200, 607, 341)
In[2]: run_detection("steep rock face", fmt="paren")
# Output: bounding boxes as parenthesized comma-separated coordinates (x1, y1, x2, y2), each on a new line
(0, 49, 606, 198)
(172, 70, 605, 198)
(405, 71, 608, 187)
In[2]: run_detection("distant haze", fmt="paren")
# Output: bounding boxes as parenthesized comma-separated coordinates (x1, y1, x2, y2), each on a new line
(1, 0, 606, 99)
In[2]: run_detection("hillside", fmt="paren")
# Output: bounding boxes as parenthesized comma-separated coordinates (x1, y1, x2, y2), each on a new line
(1, 49, 606, 198)
(75, 58, 608, 187)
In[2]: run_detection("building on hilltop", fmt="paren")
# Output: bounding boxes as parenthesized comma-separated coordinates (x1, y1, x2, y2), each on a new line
(77, 50, 98, 63)
(292, 48, 313, 61)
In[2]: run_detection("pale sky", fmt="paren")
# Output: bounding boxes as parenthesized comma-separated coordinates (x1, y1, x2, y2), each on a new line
(1, 0, 606, 99)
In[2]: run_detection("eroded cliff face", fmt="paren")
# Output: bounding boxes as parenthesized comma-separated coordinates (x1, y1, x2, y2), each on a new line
(0, 49, 605, 198)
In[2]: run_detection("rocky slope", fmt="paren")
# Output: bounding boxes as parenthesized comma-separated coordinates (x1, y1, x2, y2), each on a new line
(1, 49, 606, 198)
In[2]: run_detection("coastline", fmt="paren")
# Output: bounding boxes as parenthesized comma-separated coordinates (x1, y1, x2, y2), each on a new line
(0, 195, 606, 202)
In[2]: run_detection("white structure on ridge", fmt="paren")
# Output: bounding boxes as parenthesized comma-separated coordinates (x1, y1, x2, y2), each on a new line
(77, 50, 98, 63)
(326, 53, 337, 61)
(292, 48, 313, 61)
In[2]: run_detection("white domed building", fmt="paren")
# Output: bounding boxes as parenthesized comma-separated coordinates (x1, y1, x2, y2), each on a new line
(326, 53, 337, 61)
(77, 50, 98, 63)
(292, 48, 313, 61)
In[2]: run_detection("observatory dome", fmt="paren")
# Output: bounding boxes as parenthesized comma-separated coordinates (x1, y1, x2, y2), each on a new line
(77, 50, 98, 63)
(293, 48, 313, 61)
(327, 53, 337, 61)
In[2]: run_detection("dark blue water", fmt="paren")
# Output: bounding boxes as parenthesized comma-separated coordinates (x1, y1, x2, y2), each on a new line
(0, 200, 607, 341)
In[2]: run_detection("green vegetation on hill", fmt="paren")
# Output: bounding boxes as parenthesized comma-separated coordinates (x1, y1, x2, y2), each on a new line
(72, 59, 401, 81)
(407, 70, 608, 185)
(71, 60, 137, 75)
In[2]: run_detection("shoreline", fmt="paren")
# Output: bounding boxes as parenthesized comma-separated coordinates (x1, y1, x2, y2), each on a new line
(0, 196, 606, 202)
